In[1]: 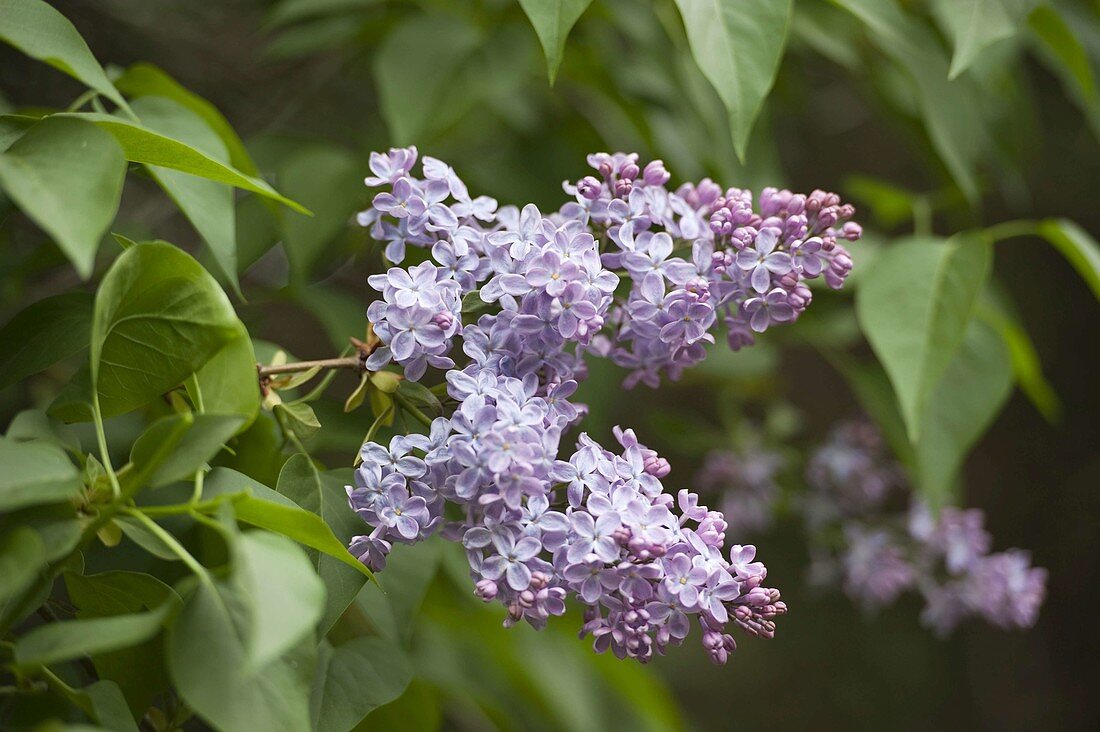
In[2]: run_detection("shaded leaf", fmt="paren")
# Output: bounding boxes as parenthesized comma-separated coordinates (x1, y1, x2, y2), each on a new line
(1028, 5, 1100, 140)
(934, 0, 1017, 79)
(190, 334, 261, 430)
(129, 96, 239, 296)
(129, 413, 245, 488)
(0, 292, 92, 389)
(0, 526, 45, 614)
(0, 117, 125, 277)
(13, 602, 173, 667)
(1035, 218, 1100, 302)
(275, 401, 322, 441)
(914, 319, 1014, 508)
(0, 0, 131, 113)
(0, 437, 81, 511)
(310, 637, 412, 732)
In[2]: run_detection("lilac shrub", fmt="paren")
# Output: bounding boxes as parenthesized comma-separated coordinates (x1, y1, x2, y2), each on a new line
(698, 419, 1047, 636)
(348, 147, 860, 663)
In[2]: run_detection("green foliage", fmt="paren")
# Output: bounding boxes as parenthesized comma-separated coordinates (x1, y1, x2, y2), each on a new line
(0, 117, 125, 277)
(674, 0, 793, 159)
(856, 233, 993, 442)
(0, 0, 1096, 729)
(518, 0, 594, 85)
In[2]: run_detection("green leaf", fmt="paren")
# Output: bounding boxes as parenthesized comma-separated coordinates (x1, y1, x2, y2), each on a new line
(517, 0, 593, 85)
(0, 437, 81, 511)
(13, 602, 173, 667)
(190, 334, 261, 430)
(310, 637, 412, 732)
(976, 285, 1060, 422)
(115, 516, 180, 561)
(278, 143, 363, 282)
(1028, 5, 1100, 141)
(277, 457, 367, 631)
(374, 14, 483, 143)
(204, 467, 374, 581)
(88, 242, 243, 419)
(6, 410, 81, 454)
(168, 575, 315, 732)
(914, 319, 1014, 508)
(115, 62, 260, 176)
(61, 111, 308, 214)
(0, 526, 45, 613)
(129, 413, 246, 488)
(934, 0, 1017, 79)
(0, 292, 93, 389)
(674, 0, 793, 159)
(1035, 218, 1100, 302)
(856, 232, 992, 442)
(63, 571, 178, 717)
(0, 117, 125, 277)
(56, 680, 139, 732)
(357, 539, 443, 643)
(0, 0, 132, 114)
(129, 97, 240, 297)
(266, 0, 380, 28)
(274, 401, 321, 441)
(830, 0, 983, 201)
(237, 530, 325, 670)
(396, 379, 442, 415)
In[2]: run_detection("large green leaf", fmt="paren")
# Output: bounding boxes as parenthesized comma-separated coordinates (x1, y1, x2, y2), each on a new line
(115, 62, 260, 176)
(129, 97, 240, 297)
(310, 637, 412, 732)
(61, 112, 307, 213)
(277, 457, 367, 631)
(0, 117, 125, 277)
(0, 437, 81, 511)
(856, 233, 992, 442)
(5, 410, 81, 454)
(517, 0, 593, 84)
(830, 0, 983, 201)
(88, 242, 243, 419)
(674, 0, 793, 159)
(204, 467, 374, 580)
(0, 0, 131, 114)
(128, 413, 246, 488)
(63, 571, 178, 717)
(0, 292, 93, 389)
(55, 680, 139, 732)
(12, 602, 173, 667)
(934, 0, 1017, 79)
(914, 319, 1014, 509)
(190, 334, 261, 430)
(237, 530, 325, 670)
(1035, 218, 1100, 302)
(168, 577, 315, 732)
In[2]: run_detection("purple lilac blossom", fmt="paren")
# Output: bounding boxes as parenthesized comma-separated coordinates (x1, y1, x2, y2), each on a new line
(695, 437, 786, 535)
(345, 148, 845, 664)
(803, 420, 1047, 636)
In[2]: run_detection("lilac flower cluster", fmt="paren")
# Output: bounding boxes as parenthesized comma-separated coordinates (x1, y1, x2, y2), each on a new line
(345, 147, 826, 664)
(803, 421, 1047, 636)
(693, 419, 1047, 635)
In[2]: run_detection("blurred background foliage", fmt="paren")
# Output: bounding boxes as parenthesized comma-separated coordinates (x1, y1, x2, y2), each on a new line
(1, 0, 1098, 729)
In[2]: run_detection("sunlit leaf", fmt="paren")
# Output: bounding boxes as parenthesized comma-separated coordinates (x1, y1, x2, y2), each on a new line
(1035, 218, 1100, 302)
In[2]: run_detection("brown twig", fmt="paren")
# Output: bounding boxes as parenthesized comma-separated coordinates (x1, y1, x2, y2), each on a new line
(257, 356, 364, 377)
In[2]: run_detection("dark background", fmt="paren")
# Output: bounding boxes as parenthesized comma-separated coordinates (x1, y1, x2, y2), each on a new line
(2, 1, 1098, 729)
